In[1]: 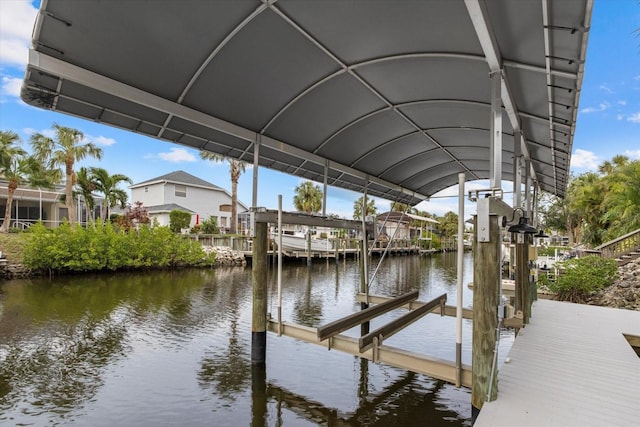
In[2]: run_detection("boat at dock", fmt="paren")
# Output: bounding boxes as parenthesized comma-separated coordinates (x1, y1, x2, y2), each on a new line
(272, 231, 332, 253)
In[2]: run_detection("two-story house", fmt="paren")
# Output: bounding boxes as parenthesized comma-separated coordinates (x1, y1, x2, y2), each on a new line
(130, 170, 248, 233)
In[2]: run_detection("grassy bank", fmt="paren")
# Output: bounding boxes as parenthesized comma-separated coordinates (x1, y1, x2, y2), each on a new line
(0, 233, 26, 264)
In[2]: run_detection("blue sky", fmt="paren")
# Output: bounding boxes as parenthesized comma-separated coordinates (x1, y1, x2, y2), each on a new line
(1, 0, 639, 219)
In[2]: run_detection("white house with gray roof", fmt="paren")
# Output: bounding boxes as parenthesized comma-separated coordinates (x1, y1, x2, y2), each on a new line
(130, 170, 248, 232)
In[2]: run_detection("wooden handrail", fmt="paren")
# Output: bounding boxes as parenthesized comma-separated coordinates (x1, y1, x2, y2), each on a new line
(594, 228, 640, 250)
(590, 228, 640, 261)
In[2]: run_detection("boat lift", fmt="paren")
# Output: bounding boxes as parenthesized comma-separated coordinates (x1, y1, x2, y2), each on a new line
(259, 187, 473, 388)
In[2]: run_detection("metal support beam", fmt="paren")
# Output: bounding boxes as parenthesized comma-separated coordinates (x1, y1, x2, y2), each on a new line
(513, 131, 523, 208)
(490, 70, 502, 189)
(252, 209, 369, 231)
(267, 320, 472, 388)
(456, 173, 465, 387)
(317, 291, 419, 341)
(355, 294, 473, 319)
(252, 137, 260, 209)
(359, 293, 447, 352)
(322, 159, 328, 216)
(525, 159, 532, 218)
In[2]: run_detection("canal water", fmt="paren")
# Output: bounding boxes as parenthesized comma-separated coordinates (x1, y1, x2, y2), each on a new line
(0, 252, 513, 426)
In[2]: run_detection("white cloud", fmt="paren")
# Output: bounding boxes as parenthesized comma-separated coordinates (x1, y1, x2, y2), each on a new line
(599, 84, 613, 94)
(23, 127, 55, 138)
(580, 102, 610, 114)
(0, 0, 38, 69)
(624, 149, 640, 160)
(634, 75, 640, 81)
(571, 149, 599, 170)
(148, 147, 197, 163)
(1, 76, 22, 99)
(88, 135, 116, 146)
(617, 100, 627, 106)
(627, 112, 640, 123)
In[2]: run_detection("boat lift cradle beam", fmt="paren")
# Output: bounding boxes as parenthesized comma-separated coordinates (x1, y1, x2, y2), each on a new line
(359, 293, 447, 352)
(267, 319, 472, 388)
(317, 290, 419, 341)
(355, 294, 473, 319)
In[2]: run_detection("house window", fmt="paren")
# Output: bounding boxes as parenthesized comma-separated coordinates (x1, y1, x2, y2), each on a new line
(175, 185, 186, 197)
(144, 186, 148, 192)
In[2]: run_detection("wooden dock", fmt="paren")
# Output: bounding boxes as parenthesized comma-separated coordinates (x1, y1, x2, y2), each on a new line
(475, 299, 640, 426)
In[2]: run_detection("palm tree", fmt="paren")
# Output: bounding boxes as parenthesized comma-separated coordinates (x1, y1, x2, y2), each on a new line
(293, 181, 322, 214)
(200, 151, 246, 234)
(75, 167, 99, 223)
(353, 196, 377, 220)
(31, 123, 103, 224)
(567, 172, 607, 246)
(0, 130, 22, 168)
(91, 167, 132, 221)
(0, 154, 54, 233)
(603, 159, 640, 239)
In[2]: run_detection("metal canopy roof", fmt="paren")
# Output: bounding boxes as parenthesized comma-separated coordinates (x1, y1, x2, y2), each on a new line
(21, 0, 592, 205)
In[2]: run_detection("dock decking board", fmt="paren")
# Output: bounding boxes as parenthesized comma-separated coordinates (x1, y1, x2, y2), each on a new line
(475, 299, 640, 427)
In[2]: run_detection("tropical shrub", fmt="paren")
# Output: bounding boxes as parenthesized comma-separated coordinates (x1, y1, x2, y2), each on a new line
(169, 210, 191, 233)
(538, 255, 617, 303)
(23, 221, 215, 273)
(199, 216, 219, 234)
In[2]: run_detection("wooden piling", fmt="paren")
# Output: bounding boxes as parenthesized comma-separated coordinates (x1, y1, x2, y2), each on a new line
(251, 221, 268, 365)
(472, 213, 500, 416)
(251, 364, 267, 426)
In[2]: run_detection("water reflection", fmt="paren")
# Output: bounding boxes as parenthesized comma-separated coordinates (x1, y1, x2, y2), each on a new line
(198, 275, 251, 401)
(0, 255, 479, 426)
(252, 360, 470, 426)
(292, 267, 324, 326)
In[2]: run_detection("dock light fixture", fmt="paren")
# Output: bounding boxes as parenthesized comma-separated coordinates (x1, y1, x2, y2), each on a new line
(535, 229, 549, 238)
(508, 217, 538, 234)
(501, 207, 538, 234)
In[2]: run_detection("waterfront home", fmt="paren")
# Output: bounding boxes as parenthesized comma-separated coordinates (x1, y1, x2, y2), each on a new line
(0, 179, 103, 229)
(130, 170, 248, 233)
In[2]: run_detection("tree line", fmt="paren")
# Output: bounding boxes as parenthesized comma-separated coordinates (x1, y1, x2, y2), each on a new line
(540, 155, 640, 247)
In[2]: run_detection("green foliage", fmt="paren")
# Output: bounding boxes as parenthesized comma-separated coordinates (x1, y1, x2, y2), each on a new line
(538, 255, 617, 303)
(169, 210, 192, 233)
(543, 157, 640, 247)
(199, 216, 219, 234)
(537, 245, 569, 257)
(436, 211, 459, 238)
(353, 196, 377, 220)
(22, 221, 216, 273)
(429, 234, 442, 250)
(293, 181, 323, 213)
